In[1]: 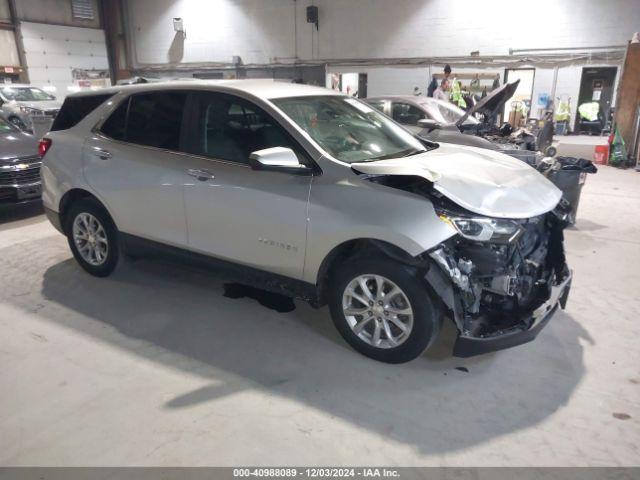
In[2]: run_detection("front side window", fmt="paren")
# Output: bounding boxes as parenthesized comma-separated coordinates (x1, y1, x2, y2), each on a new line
(272, 96, 426, 163)
(100, 91, 188, 150)
(391, 102, 426, 125)
(0, 87, 55, 102)
(190, 92, 298, 165)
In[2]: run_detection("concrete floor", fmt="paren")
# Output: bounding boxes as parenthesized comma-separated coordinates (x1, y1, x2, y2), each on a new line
(0, 166, 639, 466)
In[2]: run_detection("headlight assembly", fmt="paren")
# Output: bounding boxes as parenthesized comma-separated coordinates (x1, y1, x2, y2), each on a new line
(439, 214, 523, 243)
(19, 106, 38, 114)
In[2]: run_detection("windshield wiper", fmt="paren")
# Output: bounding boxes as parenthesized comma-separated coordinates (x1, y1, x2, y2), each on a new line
(401, 148, 425, 157)
(366, 148, 426, 162)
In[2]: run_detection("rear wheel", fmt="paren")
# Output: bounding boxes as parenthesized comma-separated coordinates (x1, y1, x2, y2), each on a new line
(328, 257, 441, 363)
(65, 199, 119, 277)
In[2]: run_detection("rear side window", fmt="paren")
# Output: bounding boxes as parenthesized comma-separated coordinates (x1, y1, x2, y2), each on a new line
(50, 93, 113, 131)
(100, 97, 129, 141)
(100, 91, 188, 150)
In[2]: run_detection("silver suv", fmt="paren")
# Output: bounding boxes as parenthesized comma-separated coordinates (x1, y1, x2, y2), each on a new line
(41, 81, 572, 363)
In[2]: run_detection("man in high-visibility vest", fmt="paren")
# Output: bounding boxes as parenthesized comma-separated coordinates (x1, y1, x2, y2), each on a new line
(450, 79, 467, 108)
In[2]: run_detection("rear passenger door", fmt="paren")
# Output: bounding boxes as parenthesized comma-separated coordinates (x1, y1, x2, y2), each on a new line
(180, 92, 311, 280)
(83, 90, 190, 246)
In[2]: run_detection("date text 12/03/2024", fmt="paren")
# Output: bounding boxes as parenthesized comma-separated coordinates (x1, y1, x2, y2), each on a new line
(233, 468, 400, 478)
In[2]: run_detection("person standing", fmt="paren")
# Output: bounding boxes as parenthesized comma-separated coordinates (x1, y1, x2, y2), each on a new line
(433, 79, 450, 101)
(428, 64, 451, 97)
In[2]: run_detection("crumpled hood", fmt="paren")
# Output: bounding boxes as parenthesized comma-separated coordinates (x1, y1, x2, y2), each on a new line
(352, 143, 562, 219)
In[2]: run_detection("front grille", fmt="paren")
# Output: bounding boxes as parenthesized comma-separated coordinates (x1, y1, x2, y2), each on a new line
(30, 109, 58, 118)
(0, 156, 42, 186)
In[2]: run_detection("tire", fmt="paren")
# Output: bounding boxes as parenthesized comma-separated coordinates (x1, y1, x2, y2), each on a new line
(65, 198, 119, 277)
(328, 257, 442, 364)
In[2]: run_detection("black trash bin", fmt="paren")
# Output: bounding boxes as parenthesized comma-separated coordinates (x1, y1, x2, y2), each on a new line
(545, 156, 596, 224)
(547, 169, 586, 224)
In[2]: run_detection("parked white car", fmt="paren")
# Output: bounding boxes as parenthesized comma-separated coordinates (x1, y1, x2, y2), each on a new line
(0, 84, 62, 131)
(40, 80, 572, 363)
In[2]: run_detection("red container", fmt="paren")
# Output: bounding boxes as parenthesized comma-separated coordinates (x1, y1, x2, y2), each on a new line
(594, 144, 609, 165)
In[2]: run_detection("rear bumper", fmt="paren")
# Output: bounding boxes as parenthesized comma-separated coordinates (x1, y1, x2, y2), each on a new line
(453, 272, 572, 357)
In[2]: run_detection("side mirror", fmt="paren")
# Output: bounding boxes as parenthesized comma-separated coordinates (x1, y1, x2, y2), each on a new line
(417, 118, 441, 131)
(249, 147, 312, 175)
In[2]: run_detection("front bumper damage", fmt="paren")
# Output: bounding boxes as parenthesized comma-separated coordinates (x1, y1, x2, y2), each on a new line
(424, 211, 572, 357)
(452, 272, 571, 357)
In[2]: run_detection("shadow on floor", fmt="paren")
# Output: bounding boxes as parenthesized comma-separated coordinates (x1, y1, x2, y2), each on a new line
(0, 200, 43, 227)
(2, 236, 591, 455)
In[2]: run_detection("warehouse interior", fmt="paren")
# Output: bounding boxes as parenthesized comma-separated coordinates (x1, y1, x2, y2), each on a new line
(1, 0, 640, 472)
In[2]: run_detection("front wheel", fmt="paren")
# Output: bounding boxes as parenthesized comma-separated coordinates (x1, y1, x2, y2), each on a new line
(65, 199, 119, 277)
(328, 257, 442, 363)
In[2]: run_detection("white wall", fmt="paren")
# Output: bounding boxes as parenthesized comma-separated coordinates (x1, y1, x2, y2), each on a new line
(20, 22, 109, 97)
(15, 0, 101, 29)
(126, 0, 640, 65)
(127, 0, 297, 66)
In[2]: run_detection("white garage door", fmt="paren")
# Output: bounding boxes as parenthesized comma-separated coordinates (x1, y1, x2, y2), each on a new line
(20, 21, 109, 98)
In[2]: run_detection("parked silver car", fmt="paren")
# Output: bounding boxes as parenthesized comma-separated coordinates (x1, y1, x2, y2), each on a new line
(0, 84, 62, 131)
(41, 81, 572, 363)
(367, 82, 552, 159)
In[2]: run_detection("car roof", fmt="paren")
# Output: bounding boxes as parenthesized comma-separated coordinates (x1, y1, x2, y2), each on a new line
(367, 95, 439, 104)
(67, 79, 342, 101)
(1, 84, 36, 89)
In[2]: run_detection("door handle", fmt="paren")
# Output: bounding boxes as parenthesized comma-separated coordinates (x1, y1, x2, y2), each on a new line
(91, 147, 112, 160)
(186, 168, 215, 181)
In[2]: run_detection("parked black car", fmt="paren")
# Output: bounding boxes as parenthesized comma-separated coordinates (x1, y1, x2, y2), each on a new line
(0, 118, 41, 205)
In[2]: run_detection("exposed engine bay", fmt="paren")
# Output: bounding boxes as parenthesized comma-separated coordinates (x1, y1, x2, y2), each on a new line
(365, 173, 572, 353)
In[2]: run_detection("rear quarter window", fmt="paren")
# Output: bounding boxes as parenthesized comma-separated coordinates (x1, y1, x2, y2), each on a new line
(50, 93, 114, 131)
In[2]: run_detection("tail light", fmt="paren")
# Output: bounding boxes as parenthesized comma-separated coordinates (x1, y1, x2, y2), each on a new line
(39, 138, 52, 158)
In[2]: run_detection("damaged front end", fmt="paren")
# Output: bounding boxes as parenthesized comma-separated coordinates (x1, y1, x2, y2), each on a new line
(424, 196, 572, 357)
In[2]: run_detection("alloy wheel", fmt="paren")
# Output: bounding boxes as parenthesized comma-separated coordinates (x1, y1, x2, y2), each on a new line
(72, 212, 109, 266)
(342, 274, 414, 348)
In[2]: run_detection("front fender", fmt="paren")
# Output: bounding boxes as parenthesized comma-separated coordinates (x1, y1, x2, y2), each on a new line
(303, 174, 456, 284)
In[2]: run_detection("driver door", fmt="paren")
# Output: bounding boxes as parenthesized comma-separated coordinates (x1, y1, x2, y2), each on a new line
(181, 92, 312, 279)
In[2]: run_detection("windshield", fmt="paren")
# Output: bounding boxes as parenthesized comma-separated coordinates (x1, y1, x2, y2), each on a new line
(423, 99, 479, 126)
(1, 87, 55, 102)
(272, 95, 427, 163)
(0, 118, 15, 133)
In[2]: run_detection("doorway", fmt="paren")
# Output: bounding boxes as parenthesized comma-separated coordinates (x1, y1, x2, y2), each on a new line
(575, 66, 617, 133)
(326, 72, 368, 98)
(503, 68, 535, 127)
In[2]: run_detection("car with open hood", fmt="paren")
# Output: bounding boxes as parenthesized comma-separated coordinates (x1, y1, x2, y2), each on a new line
(0, 117, 41, 205)
(367, 81, 554, 160)
(0, 84, 62, 131)
(40, 80, 572, 363)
